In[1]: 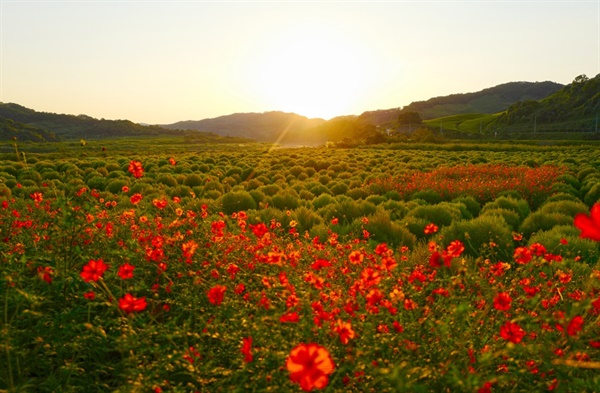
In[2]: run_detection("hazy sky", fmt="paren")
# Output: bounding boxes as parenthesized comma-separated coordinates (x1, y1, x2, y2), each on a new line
(1, 1, 598, 124)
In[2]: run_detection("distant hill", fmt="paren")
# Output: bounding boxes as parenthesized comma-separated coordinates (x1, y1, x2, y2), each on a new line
(357, 81, 564, 126)
(0, 103, 251, 142)
(162, 112, 326, 143)
(491, 74, 600, 133)
(0, 116, 59, 142)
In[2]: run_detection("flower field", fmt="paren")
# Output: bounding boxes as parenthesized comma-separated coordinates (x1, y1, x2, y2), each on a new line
(1, 141, 600, 392)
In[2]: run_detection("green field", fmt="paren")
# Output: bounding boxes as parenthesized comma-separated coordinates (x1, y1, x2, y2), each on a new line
(1, 139, 600, 392)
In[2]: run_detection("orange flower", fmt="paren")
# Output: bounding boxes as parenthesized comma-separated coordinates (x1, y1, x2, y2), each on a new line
(286, 343, 334, 391)
(424, 223, 438, 235)
(333, 319, 356, 345)
(30, 192, 43, 204)
(130, 193, 143, 205)
(446, 240, 465, 257)
(128, 160, 144, 178)
(513, 246, 532, 264)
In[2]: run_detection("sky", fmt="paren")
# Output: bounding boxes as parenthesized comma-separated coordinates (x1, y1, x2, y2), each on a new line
(0, 0, 599, 125)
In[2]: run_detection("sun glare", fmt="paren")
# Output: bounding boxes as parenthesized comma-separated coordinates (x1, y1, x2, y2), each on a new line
(241, 27, 376, 119)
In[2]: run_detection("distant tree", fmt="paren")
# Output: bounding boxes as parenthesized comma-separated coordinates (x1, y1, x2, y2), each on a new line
(397, 111, 423, 125)
(573, 74, 589, 84)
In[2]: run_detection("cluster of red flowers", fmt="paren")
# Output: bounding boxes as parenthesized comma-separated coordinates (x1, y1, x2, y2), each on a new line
(5, 155, 600, 392)
(369, 164, 565, 204)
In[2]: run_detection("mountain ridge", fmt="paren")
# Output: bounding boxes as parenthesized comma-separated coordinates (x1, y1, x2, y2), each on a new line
(0, 78, 576, 142)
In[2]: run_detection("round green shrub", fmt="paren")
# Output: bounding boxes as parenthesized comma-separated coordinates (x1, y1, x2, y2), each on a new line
(405, 203, 462, 227)
(168, 185, 194, 199)
(480, 208, 521, 230)
(519, 211, 574, 239)
(156, 175, 178, 187)
(583, 183, 600, 207)
(259, 184, 280, 197)
(312, 194, 335, 209)
(550, 182, 579, 197)
(346, 188, 369, 200)
(411, 189, 443, 204)
(400, 215, 429, 239)
(382, 200, 410, 220)
(183, 174, 204, 187)
(361, 209, 416, 249)
(106, 179, 128, 195)
(86, 176, 106, 191)
(220, 191, 257, 214)
(292, 206, 323, 232)
(439, 215, 513, 260)
(270, 190, 300, 210)
(481, 196, 530, 220)
(556, 174, 580, 190)
(329, 182, 348, 196)
(528, 225, 599, 265)
(544, 192, 582, 204)
(537, 200, 588, 218)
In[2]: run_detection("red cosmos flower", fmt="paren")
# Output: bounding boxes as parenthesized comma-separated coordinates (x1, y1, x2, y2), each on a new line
(513, 246, 532, 264)
(529, 242, 547, 256)
(348, 250, 364, 264)
(286, 343, 335, 392)
(152, 198, 167, 209)
(429, 251, 454, 268)
(130, 193, 143, 205)
(117, 263, 135, 280)
(574, 203, 600, 241)
(493, 292, 513, 311)
(392, 321, 404, 333)
(30, 192, 43, 204)
(37, 266, 53, 284)
(169, 157, 177, 166)
(310, 259, 331, 270)
(80, 259, 108, 282)
(281, 311, 300, 323)
(118, 293, 147, 313)
(333, 319, 356, 345)
(424, 223, 438, 235)
(207, 285, 226, 306)
(566, 315, 584, 336)
(250, 223, 268, 238)
(182, 240, 198, 263)
(446, 240, 464, 257)
(241, 336, 253, 363)
(128, 160, 144, 178)
(84, 291, 95, 300)
(499, 321, 526, 344)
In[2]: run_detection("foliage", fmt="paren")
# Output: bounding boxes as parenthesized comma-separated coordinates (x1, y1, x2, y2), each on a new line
(1, 141, 600, 393)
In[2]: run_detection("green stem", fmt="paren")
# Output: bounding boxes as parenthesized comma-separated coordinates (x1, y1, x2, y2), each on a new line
(4, 285, 14, 390)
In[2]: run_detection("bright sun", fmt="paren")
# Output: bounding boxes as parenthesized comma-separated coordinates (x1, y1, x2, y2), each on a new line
(242, 26, 376, 119)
